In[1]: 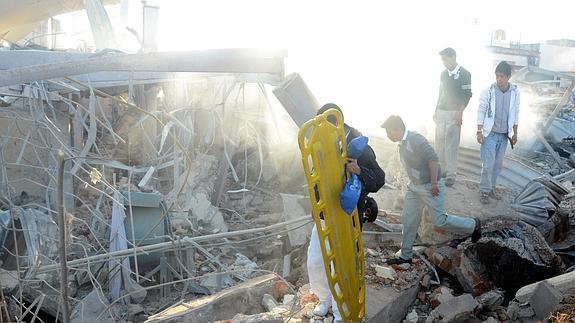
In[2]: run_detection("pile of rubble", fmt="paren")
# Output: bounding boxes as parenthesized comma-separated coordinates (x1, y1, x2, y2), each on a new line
(0, 40, 325, 321)
(365, 247, 431, 292)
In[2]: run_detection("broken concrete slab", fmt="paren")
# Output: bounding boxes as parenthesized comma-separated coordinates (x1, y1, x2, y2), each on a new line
(436, 294, 478, 323)
(427, 222, 564, 297)
(529, 280, 563, 320)
(364, 284, 419, 323)
(71, 289, 115, 323)
(146, 274, 281, 322)
(506, 301, 536, 321)
(515, 270, 575, 304)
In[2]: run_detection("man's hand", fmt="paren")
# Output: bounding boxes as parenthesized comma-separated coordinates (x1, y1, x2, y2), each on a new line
(346, 158, 361, 175)
(455, 110, 463, 125)
(476, 132, 484, 144)
(431, 183, 440, 197)
(511, 134, 518, 145)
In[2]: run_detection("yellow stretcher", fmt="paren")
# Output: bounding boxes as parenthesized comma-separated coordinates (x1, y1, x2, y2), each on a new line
(298, 109, 365, 323)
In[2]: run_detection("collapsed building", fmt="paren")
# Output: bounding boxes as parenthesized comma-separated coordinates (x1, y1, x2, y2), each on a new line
(2, 2, 575, 323)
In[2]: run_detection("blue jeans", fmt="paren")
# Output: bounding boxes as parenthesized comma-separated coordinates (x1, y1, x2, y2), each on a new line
(400, 180, 476, 260)
(480, 132, 508, 193)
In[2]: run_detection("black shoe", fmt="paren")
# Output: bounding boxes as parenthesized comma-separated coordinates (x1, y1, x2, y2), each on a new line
(449, 238, 466, 248)
(471, 218, 482, 243)
(386, 257, 412, 265)
(488, 190, 502, 200)
(479, 192, 489, 204)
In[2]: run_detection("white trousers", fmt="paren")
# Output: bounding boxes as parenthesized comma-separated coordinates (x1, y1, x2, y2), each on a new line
(307, 224, 341, 320)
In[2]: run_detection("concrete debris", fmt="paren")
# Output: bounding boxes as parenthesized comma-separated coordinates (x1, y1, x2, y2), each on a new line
(365, 283, 420, 323)
(373, 265, 396, 280)
(200, 274, 230, 292)
(425, 246, 457, 276)
(363, 246, 430, 292)
(435, 293, 478, 323)
(230, 311, 285, 323)
(190, 192, 228, 234)
(71, 289, 115, 323)
(231, 253, 258, 280)
(282, 294, 296, 306)
(366, 248, 379, 257)
(1, 5, 575, 322)
(430, 286, 454, 308)
(502, 271, 575, 320)
(515, 270, 575, 304)
(462, 223, 562, 294)
(0, 50, 307, 318)
(506, 301, 536, 321)
(0, 269, 18, 290)
(475, 290, 504, 310)
(127, 303, 145, 316)
(149, 274, 283, 322)
(405, 309, 419, 322)
(303, 303, 315, 318)
(424, 310, 441, 323)
(529, 280, 563, 319)
(273, 281, 293, 301)
(262, 293, 279, 312)
(427, 222, 564, 297)
(482, 317, 498, 323)
(421, 274, 431, 288)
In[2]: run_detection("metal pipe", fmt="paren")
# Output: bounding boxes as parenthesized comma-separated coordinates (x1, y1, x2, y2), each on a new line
(56, 154, 113, 323)
(0, 49, 286, 88)
(57, 151, 70, 323)
(542, 81, 575, 135)
(34, 216, 313, 274)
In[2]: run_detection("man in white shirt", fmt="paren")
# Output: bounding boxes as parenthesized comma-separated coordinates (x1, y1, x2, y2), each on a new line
(476, 61, 520, 204)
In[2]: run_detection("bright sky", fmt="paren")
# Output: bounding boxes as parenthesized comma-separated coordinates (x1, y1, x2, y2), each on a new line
(154, 0, 575, 133)
(60, 0, 575, 135)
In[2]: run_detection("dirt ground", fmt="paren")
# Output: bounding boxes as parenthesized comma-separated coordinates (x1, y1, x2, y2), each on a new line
(370, 175, 519, 244)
